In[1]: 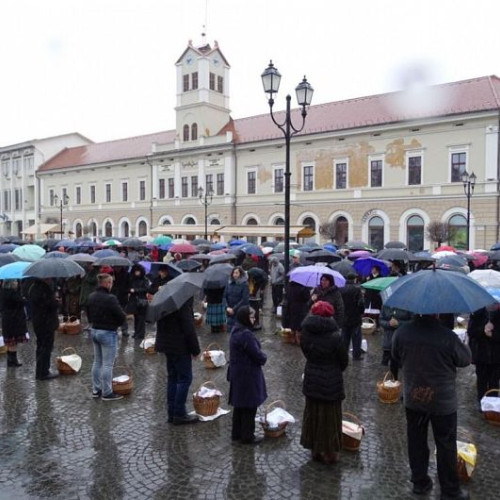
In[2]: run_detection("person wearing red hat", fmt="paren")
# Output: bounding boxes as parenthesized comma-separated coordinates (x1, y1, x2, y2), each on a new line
(300, 300, 348, 464)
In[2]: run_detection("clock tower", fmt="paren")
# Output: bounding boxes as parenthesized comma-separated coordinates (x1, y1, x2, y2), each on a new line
(175, 40, 231, 143)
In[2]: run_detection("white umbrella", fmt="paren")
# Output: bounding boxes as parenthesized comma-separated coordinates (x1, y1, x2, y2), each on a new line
(469, 269, 500, 288)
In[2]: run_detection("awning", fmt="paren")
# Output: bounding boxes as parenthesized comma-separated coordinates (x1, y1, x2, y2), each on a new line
(150, 225, 221, 236)
(21, 223, 59, 235)
(214, 225, 315, 238)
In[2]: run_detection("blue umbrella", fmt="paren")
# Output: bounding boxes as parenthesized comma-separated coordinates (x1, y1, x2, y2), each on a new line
(490, 242, 500, 251)
(210, 242, 227, 250)
(228, 239, 246, 247)
(0, 243, 19, 253)
(0, 261, 31, 279)
(353, 257, 390, 277)
(381, 268, 496, 314)
(323, 243, 337, 252)
(54, 240, 77, 249)
(12, 244, 46, 262)
(93, 249, 120, 258)
(485, 287, 500, 302)
(239, 243, 264, 257)
(43, 251, 69, 259)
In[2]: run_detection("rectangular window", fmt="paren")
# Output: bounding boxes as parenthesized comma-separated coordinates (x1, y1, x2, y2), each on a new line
(62, 187, 68, 201)
(139, 180, 146, 201)
(335, 162, 347, 189)
(90, 185, 96, 204)
(159, 178, 165, 199)
(122, 182, 128, 202)
(24, 155, 34, 173)
(183, 74, 189, 92)
(303, 165, 314, 191)
(4, 190, 10, 211)
(274, 168, 284, 193)
(217, 75, 223, 93)
(76, 186, 81, 204)
(209, 72, 215, 90)
(191, 176, 198, 197)
(12, 158, 20, 176)
(370, 160, 382, 187)
(408, 156, 422, 185)
(1, 160, 9, 178)
(105, 183, 111, 203)
(168, 178, 174, 198)
(206, 174, 214, 193)
(451, 152, 467, 182)
(247, 171, 256, 194)
(192, 72, 198, 90)
(181, 177, 188, 197)
(15, 189, 21, 210)
(49, 189, 55, 207)
(216, 173, 224, 195)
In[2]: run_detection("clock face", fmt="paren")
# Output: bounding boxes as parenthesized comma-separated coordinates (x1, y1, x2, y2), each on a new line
(185, 54, 194, 66)
(213, 57, 220, 67)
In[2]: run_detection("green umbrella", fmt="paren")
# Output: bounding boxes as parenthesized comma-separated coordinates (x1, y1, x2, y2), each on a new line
(153, 235, 172, 245)
(361, 276, 398, 291)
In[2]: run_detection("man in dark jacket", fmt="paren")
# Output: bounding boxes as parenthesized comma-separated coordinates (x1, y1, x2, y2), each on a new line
(27, 278, 60, 380)
(392, 315, 471, 500)
(339, 273, 365, 360)
(155, 297, 200, 425)
(111, 266, 131, 337)
(87, 273, 127, 401)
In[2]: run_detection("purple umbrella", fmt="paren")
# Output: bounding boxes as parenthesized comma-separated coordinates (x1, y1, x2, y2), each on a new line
(289, 265, 346, 288)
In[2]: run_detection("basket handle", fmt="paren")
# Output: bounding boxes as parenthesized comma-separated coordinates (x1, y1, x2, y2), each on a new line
(484, 389, 500, 398)
(199, 381, 217, 392)
(362, 317, 376, 325)
(67, 315, 79, 323)
(383, 371, 395, 383)
(114, 365, 132, 377)
(61, 347, 77, 356)
(204, 343, 220, 351)
(342, 411, 362, 427)
(265, 399, 286, 419)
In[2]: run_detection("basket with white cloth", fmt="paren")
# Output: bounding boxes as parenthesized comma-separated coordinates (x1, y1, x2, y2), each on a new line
(342, 412, 365, 451)
(258, 400, 295, 438)
(193, 381, 222, 416)
(56, 347, 82, 375)
(481, 389, 500, 426)
(201, 343, 226, 369)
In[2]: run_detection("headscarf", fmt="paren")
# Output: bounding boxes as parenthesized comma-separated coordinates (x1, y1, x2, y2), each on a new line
(311, 300, 334, 317)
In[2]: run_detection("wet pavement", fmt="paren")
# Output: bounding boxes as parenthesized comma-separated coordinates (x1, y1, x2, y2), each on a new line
(1, 294, 499, 500)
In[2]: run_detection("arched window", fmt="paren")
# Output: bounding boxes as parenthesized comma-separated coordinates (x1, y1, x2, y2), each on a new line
(368, 216, 384, 251)
(183, 125, 189, 142)
(104, 221, 113, 237)
(406, 215, 424, 252)
(185, 217, 196, 225)
(448, 214, 467, 250)
(121, 221, 129, 238)
(90, 222, 97, 238)
(210, 218, 220, 226)
(335, 216, 348, 245)
(138, 220, 147, 236)
(302, 217, 316, 244)
(191, 123, 198, 141)
(162, 219, 171, 225)
(274, 217, 285, 226)
(75, 222, 82, 238)
(247, 218, 258, 225)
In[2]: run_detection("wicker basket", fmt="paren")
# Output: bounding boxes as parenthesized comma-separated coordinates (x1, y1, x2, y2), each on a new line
(112, 366, 134, 395)
(483, 389, 500, 426)
(202, 342, 221, 369)
(361, 317, 376, 335)
(278, 328, 295, 344)
(193, 381, 220, 416)
(260, 400, 288, 438)
(63, 316, 82, 335)
(56, 347, 79, 375)
(456, 428, 476, 482)
(376, 371, 401, 404)
(194, 312, 203, 327)
(342, 412, 364, 451)
(142, 334, 156, 354)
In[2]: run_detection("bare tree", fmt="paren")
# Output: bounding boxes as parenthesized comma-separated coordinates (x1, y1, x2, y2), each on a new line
(319, 221, 337, 242)
(425, 221, 450, 248)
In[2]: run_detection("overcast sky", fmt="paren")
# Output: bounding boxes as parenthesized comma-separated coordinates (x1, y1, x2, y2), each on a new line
(1, 0, 499, 147)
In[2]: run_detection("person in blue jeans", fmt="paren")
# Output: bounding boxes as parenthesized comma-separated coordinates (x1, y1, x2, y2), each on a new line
(87, 273, 127, 401)
(155, 297, 201, 425)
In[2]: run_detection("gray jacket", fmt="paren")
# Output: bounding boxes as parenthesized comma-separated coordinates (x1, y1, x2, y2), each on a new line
(269, 258, 284, 285)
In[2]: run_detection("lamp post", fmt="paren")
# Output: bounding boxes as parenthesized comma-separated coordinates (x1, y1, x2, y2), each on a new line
(261, 60, 313, 327)
(54, 193, 69, 238)
(198, 186, 214, 240)
(461, 170, 476, 251)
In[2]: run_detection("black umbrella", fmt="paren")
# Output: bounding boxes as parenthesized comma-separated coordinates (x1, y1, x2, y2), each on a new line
(175, 259, 202, 272)
(94, 256, 132, 267)
(122, 237, 145, 248)
(147, 261, 182, 279)
(192, 238, 211, 245)
(303, 249, 341, 264)
(376, 248, 412, 263)
(384, 241, 407, 249)
(0, 254, 20, 267)
(344, 240, 374, 252)
(329, 259, 356, 278)
(209, 253, 236, 265)
(67, 253, 98, 264)
(146, 272, 205, 322)
(190, 253, 213, 262)
(43, 251, 69, 259)
(23, 258, 85, 279)
(202, 263, 233, 289)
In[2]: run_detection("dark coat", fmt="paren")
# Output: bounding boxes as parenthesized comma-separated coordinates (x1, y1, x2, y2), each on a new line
(155, 299, 200, 357)
(287, 281, 311, 331)
(228, 321, 267, 408)
(467, 307, 500, 365)
(379, 305, 414, 350)
(392, 315, 471, 415)
(300, 314, 348, 401)
(1, 285, 27, 341)
(339, 280, 365, 327)
(79, 267, 98, 308)
(310, 284, 345, 328)
(26, 279, 59, 333)
(87, 286, 126, 331)
(111, 268, 131, 306)
(224, 275, 249, 312)
(126, 264, 151, 314)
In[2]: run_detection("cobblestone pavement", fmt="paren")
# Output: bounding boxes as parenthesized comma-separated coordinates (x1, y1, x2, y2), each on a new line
(1, 294, 499, 500)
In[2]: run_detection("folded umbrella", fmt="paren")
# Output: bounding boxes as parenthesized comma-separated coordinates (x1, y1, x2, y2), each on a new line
(23, 258, 85, 279)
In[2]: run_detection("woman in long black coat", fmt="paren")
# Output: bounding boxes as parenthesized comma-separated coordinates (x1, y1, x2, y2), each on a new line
(300, 300, 348, 464)
(1, 280, 28, 367)
(287, 281, 311, 345)
(126, 264, 150, 340)
(228, 306, 267, 444)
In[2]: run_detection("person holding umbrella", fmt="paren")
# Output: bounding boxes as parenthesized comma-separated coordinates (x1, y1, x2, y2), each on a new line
(224, 266, 249, 331)
(310, 274, 345, 329)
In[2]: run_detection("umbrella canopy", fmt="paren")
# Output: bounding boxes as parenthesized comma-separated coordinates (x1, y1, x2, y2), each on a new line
(175, 259, 202, 272)
(122, 237, 144, 248)
(43, 251, 69, 259)
(469, 269, 500, 288)
(209, 253, 237, 265)
(146, 272, 205, 322)
(303, 249, 341, 264)
(329, 259, 355, 278)
(435, 255, 468, 268)
(228, 239, 247, 247)
(102, 239, 122, 247)
(23, 258, 85, 279)
(376, 248, 412, 263)
(381, 268, 496, 314)
(489, 250, 500, 261)
(434, 245, 456, 253)
(432, 250, 458, 259)
(202, 263, 233, 289)
(93, 249, 120, 258)
(347, 250, 372, 260)
(153, 235, 173, 245)
(323, 243, 337, 252)
(144, 261, 182, 279)
(0, 254, 20, 267)
(76, 240, 99, 249)
(490, 242, 500, 251)
(192, 238, 211, 245)
(12, 244, 46, 262)
(289, 265, 346, 288)
(0, 243, 19, 253)
(54, 240, 77, 249)
(169, 243, 197, 254)
(344, 240, 374, 252)
(361, 276, 399, 291)
(0, 261, 31, 280)
(273, 242, 300, 253)
(239, 243, 264, 257)
(352, 257, 390, 277)
(67, 253, 98, 264)
(94, 256, 132, 267)
(384, 241, 407, 249)
(485, 287, 500, 302)
(210, 242, 227, 251)
(190, 253, 213, 262)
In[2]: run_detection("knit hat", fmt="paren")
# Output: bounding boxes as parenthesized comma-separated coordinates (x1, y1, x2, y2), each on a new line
(311, 300, 334, 317)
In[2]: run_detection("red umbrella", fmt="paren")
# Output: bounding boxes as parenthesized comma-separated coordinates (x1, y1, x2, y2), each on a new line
(169, 243, 197, 254)
(435, 245, 456, 253)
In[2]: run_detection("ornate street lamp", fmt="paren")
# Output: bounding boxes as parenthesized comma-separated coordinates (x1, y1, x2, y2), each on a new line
(198, 186, 214, 240)
(261, 60, 314, 326)
(461, 170, 476, 250)
(54, 193, 70, 237)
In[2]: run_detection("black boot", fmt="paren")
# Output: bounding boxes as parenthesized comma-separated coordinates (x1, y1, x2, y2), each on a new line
(7, 351, 22, 367)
